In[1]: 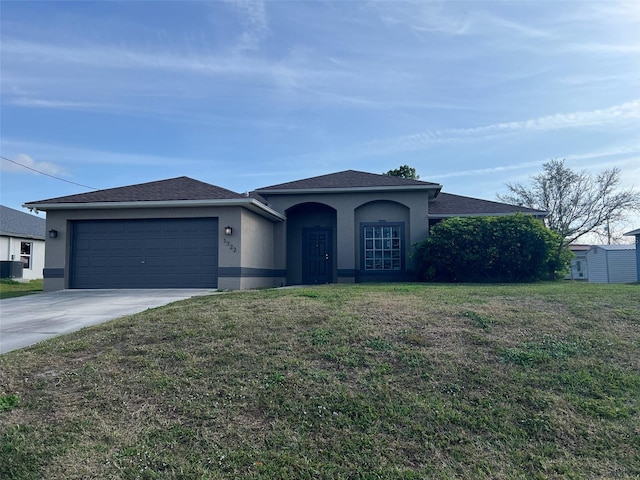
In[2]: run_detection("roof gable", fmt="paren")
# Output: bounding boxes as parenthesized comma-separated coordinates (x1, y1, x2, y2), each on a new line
(429, 192, 547, 217)
(255, 170, 441, 192)
(25, 177, 246, 205)
(0, 205, 46, 239)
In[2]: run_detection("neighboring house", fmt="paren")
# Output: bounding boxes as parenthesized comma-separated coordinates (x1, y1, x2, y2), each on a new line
(586, 244, 637, 284)
(623, 228, 640, 282)
(0, 205, 46, 280)
(566, 244, 590, 281)
(23, 170, 545, 291)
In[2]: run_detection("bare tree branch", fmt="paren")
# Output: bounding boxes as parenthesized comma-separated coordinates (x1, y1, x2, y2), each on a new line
(497, 159, 640, 245)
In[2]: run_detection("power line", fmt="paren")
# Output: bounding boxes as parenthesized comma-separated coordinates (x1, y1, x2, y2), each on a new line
(0, 155, 98, 190)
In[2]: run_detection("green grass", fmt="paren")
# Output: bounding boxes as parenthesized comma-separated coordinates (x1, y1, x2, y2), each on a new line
(1, 282, 639, 479)
(0, 279, 43, 299)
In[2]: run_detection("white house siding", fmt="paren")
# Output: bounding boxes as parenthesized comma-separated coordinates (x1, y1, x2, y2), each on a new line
(0, 235, 45, 280)
(586, 245, 637, 284)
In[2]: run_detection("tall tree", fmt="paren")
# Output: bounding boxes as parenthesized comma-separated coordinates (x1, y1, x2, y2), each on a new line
(497, 159, 640, 245)
(384, 165, 419, 179)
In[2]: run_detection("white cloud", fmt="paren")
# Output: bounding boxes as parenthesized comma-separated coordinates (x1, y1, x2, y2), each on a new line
(587, 1, 640, 24)
(1, 140, 206, 170)
(225, 0, 269, 51)
(566, 42, 640, 54)
(558, 73, 634, 86)
(431, 145, 640, 181)
(1, 38, 341, 94)
(360, 100, 640, 156)
(475, 11, 550, 38)
(376, 1, 550, 39)
(2, 40, 254, 75)
(8, 98, 109, 110)
(0, 153, 64, 176)
(376, 2, 470, 36)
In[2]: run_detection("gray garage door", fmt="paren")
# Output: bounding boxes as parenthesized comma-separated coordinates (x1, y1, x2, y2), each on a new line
(70, 218, 218, 288)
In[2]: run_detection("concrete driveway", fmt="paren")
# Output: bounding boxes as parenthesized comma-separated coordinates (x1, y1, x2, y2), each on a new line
(0, 289, 217, 354)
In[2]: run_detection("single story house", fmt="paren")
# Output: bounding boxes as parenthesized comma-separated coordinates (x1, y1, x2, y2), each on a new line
(586, 244, 637, 284)
(24, 170, 545, 291)
(623, 228, 640, 282)
(0, 205, 46, 280)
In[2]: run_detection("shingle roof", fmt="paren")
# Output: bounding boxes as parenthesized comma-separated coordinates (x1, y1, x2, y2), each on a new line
(25, 177, 246, 205)
(429, 192, 547, 217)
(255, 170, 441, 192)
(0, 205, 46, 239)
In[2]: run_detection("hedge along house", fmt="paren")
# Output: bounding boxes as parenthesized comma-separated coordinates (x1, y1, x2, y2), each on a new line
(24, 170, 545, 291)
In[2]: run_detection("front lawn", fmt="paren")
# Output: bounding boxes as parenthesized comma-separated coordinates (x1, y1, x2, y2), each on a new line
(0, 279, 43, 299)
(1, 282, 639, 479)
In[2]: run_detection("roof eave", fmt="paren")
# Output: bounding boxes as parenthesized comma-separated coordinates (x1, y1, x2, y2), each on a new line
(22, 198, 286, 222)
(256, 184, 443, 195)
(429, 212, 547, 218)
(0, 231, 45, 241)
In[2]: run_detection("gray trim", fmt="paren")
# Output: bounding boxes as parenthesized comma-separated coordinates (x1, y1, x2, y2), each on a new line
(356, 271, 414, 283)
(337, 269, 356, 277)
(44, 268, 65, 279)
(218, 267, 286, 278)
(23, 198, 286, 222)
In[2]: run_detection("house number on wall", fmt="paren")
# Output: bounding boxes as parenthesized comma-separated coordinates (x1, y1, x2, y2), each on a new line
(223, 237, 237, 253)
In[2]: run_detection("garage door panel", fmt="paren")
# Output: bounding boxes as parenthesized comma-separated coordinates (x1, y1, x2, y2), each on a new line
(71, 218, 218, 288)
(88, 256, 109, 268)
(162, 238, 182, 249)
(107, 256, 127, 268)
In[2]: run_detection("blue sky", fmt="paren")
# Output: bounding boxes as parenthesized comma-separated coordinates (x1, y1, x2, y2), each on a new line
(1, 1, 639, 235)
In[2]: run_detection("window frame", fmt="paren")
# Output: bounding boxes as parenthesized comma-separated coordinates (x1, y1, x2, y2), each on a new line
(360, 222, 405, 272)
(20, 241, 33, 269)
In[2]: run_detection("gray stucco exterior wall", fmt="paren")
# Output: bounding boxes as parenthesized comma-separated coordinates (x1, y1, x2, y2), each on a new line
(43, 205, 283, 291)
(261, 189, 430, 284)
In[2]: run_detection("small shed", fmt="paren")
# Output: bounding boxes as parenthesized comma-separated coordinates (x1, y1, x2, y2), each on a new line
(567, 244, 590, 280)
(586, 244, 637, 284)
(623, 228, 640, 282)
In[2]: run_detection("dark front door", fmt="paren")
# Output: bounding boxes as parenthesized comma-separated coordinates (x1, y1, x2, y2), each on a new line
(302, 227, 333, 284)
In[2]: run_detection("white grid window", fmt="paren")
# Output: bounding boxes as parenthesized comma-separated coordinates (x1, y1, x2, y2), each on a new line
(363, 225, 401, 270)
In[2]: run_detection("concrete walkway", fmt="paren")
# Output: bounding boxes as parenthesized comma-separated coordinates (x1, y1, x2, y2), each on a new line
(0, 289, 217, 354)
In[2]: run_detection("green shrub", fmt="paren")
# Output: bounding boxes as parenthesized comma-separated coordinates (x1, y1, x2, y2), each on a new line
(413, 214, 570, 282)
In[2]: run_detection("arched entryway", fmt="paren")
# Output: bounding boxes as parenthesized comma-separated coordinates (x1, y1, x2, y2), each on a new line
(285, 202, 337, 285)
